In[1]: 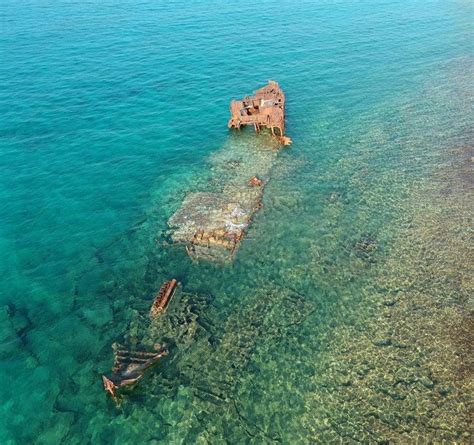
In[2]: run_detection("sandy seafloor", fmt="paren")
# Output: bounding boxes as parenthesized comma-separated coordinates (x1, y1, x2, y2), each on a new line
(0, 1, 472, 443)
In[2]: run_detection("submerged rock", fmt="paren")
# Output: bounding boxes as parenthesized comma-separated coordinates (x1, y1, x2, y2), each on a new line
(355, 235, 378, 255)
(328, 191, 341, 203)
(0, 304, 32, 360)
(419, 376, 435, 389)
(373, 337, 392, 347)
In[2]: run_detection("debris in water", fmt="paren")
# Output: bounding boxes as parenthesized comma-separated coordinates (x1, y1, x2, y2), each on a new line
(228, 80, 292, 145)
(354, 235, 378, 258)
(102, 343, 168, 399)
(168, 81, 291, 261)
(248, 176, 263, 187)
(150, 279, 178, 319)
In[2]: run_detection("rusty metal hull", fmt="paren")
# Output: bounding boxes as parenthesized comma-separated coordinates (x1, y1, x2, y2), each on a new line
(228, 80, 291, 145)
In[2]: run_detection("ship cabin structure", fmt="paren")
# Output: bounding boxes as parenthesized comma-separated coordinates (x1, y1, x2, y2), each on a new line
(228, 80, 291, 144)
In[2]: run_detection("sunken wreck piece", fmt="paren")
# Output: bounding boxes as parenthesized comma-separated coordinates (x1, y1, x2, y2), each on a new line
(169, 184, 264, 262)
(168, 81, 289, 262)
(228, 80, 292, 145)
(102, 280, 214, 400)
(102, 279, 177, 399)
(102, 343, 168, 398)
(150, 278, 178, 319)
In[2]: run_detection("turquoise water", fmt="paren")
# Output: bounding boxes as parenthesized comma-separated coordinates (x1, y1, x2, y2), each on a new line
(1, 1, 473, 443)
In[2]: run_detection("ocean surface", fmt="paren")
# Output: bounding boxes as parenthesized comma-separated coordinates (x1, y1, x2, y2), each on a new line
(1, 1, 472, 443)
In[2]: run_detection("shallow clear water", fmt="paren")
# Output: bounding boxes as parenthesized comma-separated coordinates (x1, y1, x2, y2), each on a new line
(1, 1, 472, 443)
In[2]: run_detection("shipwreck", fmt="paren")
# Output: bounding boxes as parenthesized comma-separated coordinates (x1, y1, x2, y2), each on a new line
(150, 279, 178, 319)
(168, 81, 290, 262)
(102, 343, 168, 399)
(228, 80, 292, 145)
(102, 279, 178, 400)
(102, 81, 293, 400)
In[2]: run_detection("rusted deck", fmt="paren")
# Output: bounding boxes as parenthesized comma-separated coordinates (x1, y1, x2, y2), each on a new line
(228, 80, 292, 145)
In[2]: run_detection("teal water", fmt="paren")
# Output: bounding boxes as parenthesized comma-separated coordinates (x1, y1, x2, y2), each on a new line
(1, 1, 473, 443)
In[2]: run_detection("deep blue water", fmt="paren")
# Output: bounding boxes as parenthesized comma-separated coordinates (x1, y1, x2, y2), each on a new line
(1, 1, 472, 443)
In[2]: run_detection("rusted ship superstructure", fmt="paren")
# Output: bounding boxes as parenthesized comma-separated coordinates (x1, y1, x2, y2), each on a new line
(228, 80, 292, 145)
